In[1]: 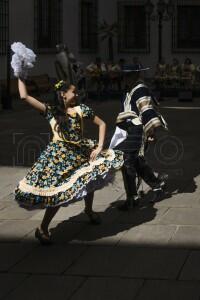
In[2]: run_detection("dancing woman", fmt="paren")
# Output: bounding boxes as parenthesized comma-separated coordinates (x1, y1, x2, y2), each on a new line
(15, 79, 123, 244)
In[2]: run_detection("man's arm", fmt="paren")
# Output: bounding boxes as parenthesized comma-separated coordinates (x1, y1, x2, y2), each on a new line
(134, 86, 162, 137)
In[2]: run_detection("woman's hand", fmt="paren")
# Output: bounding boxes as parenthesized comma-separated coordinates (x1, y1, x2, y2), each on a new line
(92, 115, 106, 161)
(90, 146, 102, 162)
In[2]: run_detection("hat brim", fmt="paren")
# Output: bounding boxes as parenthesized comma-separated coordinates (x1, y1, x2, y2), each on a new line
(122, 67, 150, 72)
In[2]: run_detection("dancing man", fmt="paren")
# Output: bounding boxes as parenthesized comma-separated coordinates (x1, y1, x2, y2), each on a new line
(110, 63, 167, 210)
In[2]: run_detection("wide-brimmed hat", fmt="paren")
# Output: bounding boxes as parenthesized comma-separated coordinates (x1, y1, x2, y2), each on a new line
(122, 63, 150, 72)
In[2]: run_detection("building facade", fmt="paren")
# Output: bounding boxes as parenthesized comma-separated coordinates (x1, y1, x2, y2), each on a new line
(1, 0, 200, 79)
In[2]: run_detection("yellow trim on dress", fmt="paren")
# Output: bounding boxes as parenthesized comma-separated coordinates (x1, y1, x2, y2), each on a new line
(50, 105, 83, 145)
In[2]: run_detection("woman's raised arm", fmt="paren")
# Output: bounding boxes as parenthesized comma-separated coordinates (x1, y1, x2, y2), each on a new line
(18, 78, 46, 112)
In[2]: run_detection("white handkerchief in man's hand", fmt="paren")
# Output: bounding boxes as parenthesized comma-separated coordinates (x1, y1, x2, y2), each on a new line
(109, 126, 127, 149)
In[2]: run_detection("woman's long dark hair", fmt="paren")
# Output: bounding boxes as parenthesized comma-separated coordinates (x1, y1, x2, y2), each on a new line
(53, 81, 71, 139)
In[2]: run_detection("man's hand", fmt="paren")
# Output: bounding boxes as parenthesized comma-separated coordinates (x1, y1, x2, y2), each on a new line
(147, 135, 155, 142)
(147, 126, 164, 142)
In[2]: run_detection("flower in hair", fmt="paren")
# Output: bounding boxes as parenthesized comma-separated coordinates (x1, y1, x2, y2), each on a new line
(54, 80, 64, 90)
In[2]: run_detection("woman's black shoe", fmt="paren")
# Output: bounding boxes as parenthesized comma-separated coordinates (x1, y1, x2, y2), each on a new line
(35, 228, 52, 245)
(84, 210, 102, 225)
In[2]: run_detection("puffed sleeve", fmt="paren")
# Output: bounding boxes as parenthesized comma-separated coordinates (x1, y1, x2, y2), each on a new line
(40, 103, 55, 121)
(80, 104, 95, 120)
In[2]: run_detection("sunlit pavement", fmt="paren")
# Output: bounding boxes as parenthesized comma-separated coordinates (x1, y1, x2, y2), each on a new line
(1, 97, 200, 299)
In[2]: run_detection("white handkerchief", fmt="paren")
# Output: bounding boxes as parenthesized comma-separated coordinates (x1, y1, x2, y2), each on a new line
(109, 126, 127, 149)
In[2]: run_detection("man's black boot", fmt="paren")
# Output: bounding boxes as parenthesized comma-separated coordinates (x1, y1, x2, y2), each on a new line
(118, 195, 140, 211)
(150, 187, 163, 203)
(150, 174, 168, 203)
(157, 173, 168, 190)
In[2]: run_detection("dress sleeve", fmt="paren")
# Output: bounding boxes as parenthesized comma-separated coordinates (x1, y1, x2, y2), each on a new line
(40, 103, 55, 121)
(134, 86, 162, 135)
(80, 104, 95, 120)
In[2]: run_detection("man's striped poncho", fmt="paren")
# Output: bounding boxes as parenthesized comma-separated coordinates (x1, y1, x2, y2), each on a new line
(122, 82, 162, 135)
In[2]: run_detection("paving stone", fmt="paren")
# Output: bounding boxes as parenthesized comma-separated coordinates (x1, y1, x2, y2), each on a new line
(0, 186, 14, 201)
(91, 173, 125, 207)
(0, 166, 28, 177)
(136, 280, 200, 300)
(0, 169, 18, 188)
(0, 168, 28, 200)
(0, 220, 39, 242)
(0, 194, 15, 205)
(155, 192, 200, 208)
(0, 243, 35, 271)
(0, 274, 27, 300)
(66, 246, 188, 279)
(68, 200, 85, 208)
(92, 190, 125, 207)
(4, 275, 85, 300)
(70, 223, 128, 246)
(116, 206, 169, 226)
(0, 200, 19, 216)
(159, 208, 200, 225)
(170, 226, 200, 248)
(118, 224, 177, 247)
(0, 205, 38, 220)
(120, 248, 188, 279)
(70, 277, 143, 300)
(0, 193, 12, 205)
(11, 245, 87, 274)
(65, 246, 121, 277)
(180, 251, 200, 280)
(0, 202, 8, 211)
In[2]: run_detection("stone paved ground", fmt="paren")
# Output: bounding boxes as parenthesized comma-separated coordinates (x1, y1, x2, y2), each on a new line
(1, 96, 200, 299)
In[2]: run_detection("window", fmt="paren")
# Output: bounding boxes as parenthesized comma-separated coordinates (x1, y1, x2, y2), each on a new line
(79, 0, 98, 52)
(173, 0, 200, 52)
(34, 0, 62, 52)
(118, 1, 149, 53)
(0, 0, 9, 55)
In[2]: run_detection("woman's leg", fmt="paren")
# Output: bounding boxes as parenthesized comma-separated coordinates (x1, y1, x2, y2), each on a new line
(84, 191, 101, 224)
(84, 191, 94, 213)
(40, 206, 60, 234)
(35, 204, 60, 244)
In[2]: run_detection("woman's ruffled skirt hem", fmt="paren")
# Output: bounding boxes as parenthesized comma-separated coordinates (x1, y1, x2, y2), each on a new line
(15, 149, 123, 210)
